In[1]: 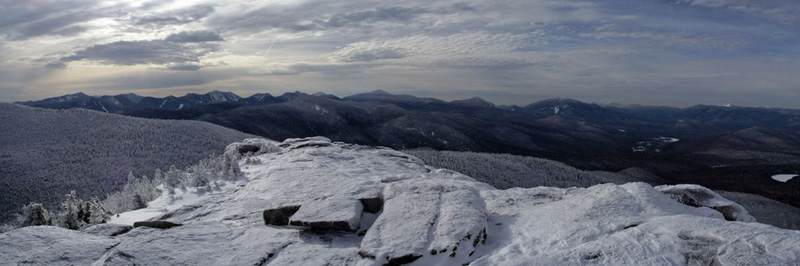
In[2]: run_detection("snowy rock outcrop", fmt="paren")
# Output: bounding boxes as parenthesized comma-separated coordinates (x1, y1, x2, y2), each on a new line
(2, 137, 800, 265)
(656, 184, 756, 222)
(359, 177, 490, 265)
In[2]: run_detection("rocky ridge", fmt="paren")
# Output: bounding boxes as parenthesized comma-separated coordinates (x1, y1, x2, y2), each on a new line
(1, 137, 799, 265)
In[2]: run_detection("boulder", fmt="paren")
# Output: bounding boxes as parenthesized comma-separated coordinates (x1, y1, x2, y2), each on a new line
(359, 179, 488, 265)
(289, 199, 363, 231)
(656, 184, 756, 222)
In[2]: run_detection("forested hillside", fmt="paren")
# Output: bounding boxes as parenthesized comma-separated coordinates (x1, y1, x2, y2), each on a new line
(405, 149, 644, 189)
(0, 103, 253, 223)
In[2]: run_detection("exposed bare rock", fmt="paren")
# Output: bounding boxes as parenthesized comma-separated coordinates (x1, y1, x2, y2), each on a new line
(263, 206, 301, 226)
(133, 220, 183, 229)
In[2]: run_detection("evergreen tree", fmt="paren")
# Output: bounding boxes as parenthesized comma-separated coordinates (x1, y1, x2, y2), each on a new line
(88, 197, 111, 224)
(133, 194, 147, 210)
(17, 203, 52, 227)
(57, 191, 83, 230)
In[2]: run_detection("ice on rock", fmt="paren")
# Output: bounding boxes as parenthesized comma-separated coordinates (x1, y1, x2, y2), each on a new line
(358, 189, 437, 263)
(290, 198, 364, 231)
(359, 177, 491, 265)
(428, 190, 488, 258)
(656, 184, 756, 222)
(101, 223, 298, 265)
(0, 226, 119, 265)
(472, 183, 799, 265)
(279, 136, 334, 150)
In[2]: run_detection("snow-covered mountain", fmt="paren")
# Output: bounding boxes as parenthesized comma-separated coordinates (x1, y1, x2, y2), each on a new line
(2, 137, 799, 265)
(450, 96, 496, 108)
(16, 90, 245, 113)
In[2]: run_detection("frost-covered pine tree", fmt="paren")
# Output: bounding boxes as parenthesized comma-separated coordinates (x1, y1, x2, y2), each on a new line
(17, 203, 52, 227)
(88, 197, 111, 224)
(133, 194, 147, 210)
(57, 191, 84, 230)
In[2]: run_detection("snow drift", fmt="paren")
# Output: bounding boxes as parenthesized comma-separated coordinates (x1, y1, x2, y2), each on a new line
(2, 137, 800, 265)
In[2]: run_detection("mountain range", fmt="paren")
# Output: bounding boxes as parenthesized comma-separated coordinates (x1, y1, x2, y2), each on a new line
(13, 90, 800, 209)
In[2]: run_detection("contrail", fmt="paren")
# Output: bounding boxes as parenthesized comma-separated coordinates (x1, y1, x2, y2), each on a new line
(264, 38, 278, 57)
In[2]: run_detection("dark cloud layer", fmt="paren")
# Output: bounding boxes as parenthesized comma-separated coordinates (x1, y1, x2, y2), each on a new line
(59, 36, 221, 67)
(165, 30, 224, 43)
(133, 5, 215, 26)
(166, 64, 203, 71)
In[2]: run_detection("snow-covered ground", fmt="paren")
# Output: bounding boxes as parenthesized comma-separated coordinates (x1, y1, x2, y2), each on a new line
(108, 182, 245, 225)
(2, 137, 800, 265)
(772, 174, 798, 183)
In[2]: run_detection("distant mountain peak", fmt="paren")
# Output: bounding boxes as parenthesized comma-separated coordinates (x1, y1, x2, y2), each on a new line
(451, 96, 496, 107)
(206, 91, 241, 101)
(311, 91, 341, 100)
(15, 92, 91, 106)
(67, 92, 89, 98)
(368, 89, 391, 95)
(121, 93, 143, 103)
(56, 92, 90, 101)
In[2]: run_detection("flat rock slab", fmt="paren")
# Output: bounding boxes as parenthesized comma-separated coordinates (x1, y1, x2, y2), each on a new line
(359, 179, 488, 265)
(290, 199, 363, 231)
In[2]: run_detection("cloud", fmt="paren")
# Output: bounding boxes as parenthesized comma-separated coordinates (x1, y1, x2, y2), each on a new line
(165, 30, 224, 43)
(329, 32, 534, 67)
(671, 0, 800, 25)
(0, 0, 121, 39)
(334, 47, 408, 62)
(45, 61, 67, 69)
(59, 39, 220, 67)
(212, 2, 466, 34)
(4, 0, 800, 107)
(133, 5, 215, 26)
(166, 64, 203, 71)
(322, 6, 426, 28)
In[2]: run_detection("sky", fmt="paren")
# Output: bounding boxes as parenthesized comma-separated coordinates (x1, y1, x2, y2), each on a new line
(1, 0, 799, 107)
